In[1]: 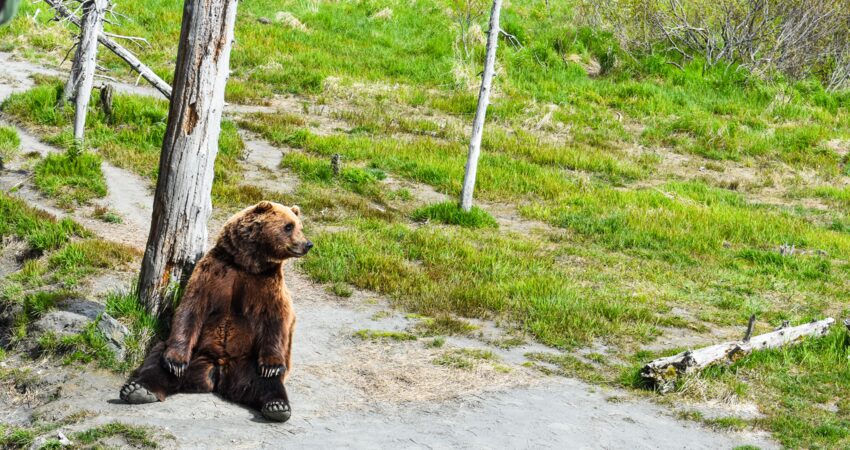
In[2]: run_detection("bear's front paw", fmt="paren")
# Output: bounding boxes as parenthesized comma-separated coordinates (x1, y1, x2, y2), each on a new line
(258, 361, 286, 378)
(162, 348, 189, 377)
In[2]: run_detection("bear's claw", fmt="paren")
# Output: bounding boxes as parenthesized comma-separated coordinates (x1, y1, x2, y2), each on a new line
(162, 358, 187, 377)
(261, 401, 291, 422)
(258, 364, 285, 378)
(120, 382, 158, 404)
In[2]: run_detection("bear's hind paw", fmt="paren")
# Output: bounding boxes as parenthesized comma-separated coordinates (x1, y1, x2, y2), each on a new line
(261, 401, 291, 423)
(120, 382, 158, 404)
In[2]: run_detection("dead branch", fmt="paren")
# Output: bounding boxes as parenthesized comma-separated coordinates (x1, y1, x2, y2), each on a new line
(641, 317, 835, 392)
(43, 0, 172, 99)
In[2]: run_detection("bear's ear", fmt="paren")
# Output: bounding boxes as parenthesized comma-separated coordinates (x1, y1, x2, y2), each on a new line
(254, 201, 273, 213)
(290, 205, 301, 217)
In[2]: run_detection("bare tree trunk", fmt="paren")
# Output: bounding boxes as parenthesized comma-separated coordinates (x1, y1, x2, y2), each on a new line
(44, 0, 173, 100)
(137, 0, 238, 315)
(459, 0, 501, 212)
(66, 0, 107, 143)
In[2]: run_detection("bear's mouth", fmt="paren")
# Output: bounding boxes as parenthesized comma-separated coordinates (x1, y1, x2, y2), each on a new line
(285, 241, 314, 258)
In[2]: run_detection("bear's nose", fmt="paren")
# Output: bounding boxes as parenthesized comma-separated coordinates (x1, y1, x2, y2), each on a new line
(305, 241, 314, 251)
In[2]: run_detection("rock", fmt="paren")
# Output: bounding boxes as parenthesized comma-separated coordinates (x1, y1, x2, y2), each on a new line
(0, 237, 28, 277)
(33, 310, 91, 338)
(274, 11, 308, 31)
(57, 298, 104, 321)
(370, 7, 392, 20)
(30, 298, 106, 341)
(257, 16, 271, 24)
(57, 431, 72, 446)
(97, 313, 129, 360)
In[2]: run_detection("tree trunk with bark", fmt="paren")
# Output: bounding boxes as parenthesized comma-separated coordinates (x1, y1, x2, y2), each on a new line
(138, 0, 239, 315)
(66, 0, 107, 143)
(459, 0, 502, 212)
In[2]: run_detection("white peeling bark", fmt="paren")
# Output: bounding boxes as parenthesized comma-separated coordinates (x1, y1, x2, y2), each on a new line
(138, 0, 238, 315)
(66, 0, 107, 143)
(641, 318, 835, 391)
(45, 0, 173, 100)
(459, 0, 502, 212)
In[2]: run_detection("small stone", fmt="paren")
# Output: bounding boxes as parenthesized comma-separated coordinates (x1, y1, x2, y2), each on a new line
(97, 312, 130, 360)
(257, 16, 271, 24)
(57, 431, 72, 446)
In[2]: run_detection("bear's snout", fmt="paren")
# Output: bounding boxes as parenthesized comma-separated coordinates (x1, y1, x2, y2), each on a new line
(303, 240, 314, 254)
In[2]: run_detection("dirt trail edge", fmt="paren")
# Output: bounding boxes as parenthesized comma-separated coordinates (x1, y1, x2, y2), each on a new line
(0, 53, 775, 449)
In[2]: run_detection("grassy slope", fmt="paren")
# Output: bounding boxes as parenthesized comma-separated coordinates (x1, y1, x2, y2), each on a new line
(1, 0, 849, 446)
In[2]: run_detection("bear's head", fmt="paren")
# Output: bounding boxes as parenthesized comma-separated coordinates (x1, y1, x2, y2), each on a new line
(217, 201, 314, 273)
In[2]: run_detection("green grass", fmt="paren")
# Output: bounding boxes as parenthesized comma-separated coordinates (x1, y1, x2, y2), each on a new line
(301, 219, 662, 349)
(327, 281, 354, 298)
(521, 180, 850, 260)
(353, 329, 417, 341)
(413, 315, 479, 336)
(0, 125, 20, 161)
(74, 422, 160, 448)
(242, 115, 645, 201)
(525, 352, 607, 384)
(34, 150, 107, 208)
(92, 206, 123, 224)
(412, 202, 497, 228)
(0, 193, 86, 252)
(432, 348, 498, 370)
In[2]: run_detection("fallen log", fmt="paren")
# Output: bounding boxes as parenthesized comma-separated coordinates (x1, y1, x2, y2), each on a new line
(43, 0, 172, 100)
(641, 317, 835, 392)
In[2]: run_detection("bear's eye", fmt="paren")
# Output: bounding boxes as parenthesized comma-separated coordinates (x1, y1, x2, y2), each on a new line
(284, 223, 294, 233)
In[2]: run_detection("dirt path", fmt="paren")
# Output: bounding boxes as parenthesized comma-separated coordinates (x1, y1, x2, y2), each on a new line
(0, 53, 776, 449)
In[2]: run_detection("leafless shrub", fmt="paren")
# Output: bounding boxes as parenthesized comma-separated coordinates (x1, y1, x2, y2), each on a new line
(447, 0, 490, 59)
(579, 0, 850, 90)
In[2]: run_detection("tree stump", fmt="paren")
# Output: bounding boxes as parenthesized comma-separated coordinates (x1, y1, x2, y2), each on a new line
(331, 153, 341, 176)
(99, 84, 114, 123)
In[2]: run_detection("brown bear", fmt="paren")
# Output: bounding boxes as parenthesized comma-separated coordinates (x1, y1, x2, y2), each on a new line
(119, 201, 312, 423)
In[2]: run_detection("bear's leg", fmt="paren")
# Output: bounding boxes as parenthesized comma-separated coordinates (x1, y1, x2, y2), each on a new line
(180, 356, 217, 393)
(120, 342, 181, 403)
(218, 358, 291, 423)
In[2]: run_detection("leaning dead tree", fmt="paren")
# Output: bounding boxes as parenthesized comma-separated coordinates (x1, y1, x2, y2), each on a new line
(641, 317, 835, 392)
(63, 0, 107, 144)
(459, 0, 501, 212)
(138, 0, 239, 315)
(44, 0, 172, 99)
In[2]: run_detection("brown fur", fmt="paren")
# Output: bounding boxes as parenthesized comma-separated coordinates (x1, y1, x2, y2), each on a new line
(124, 201, 312, 416)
